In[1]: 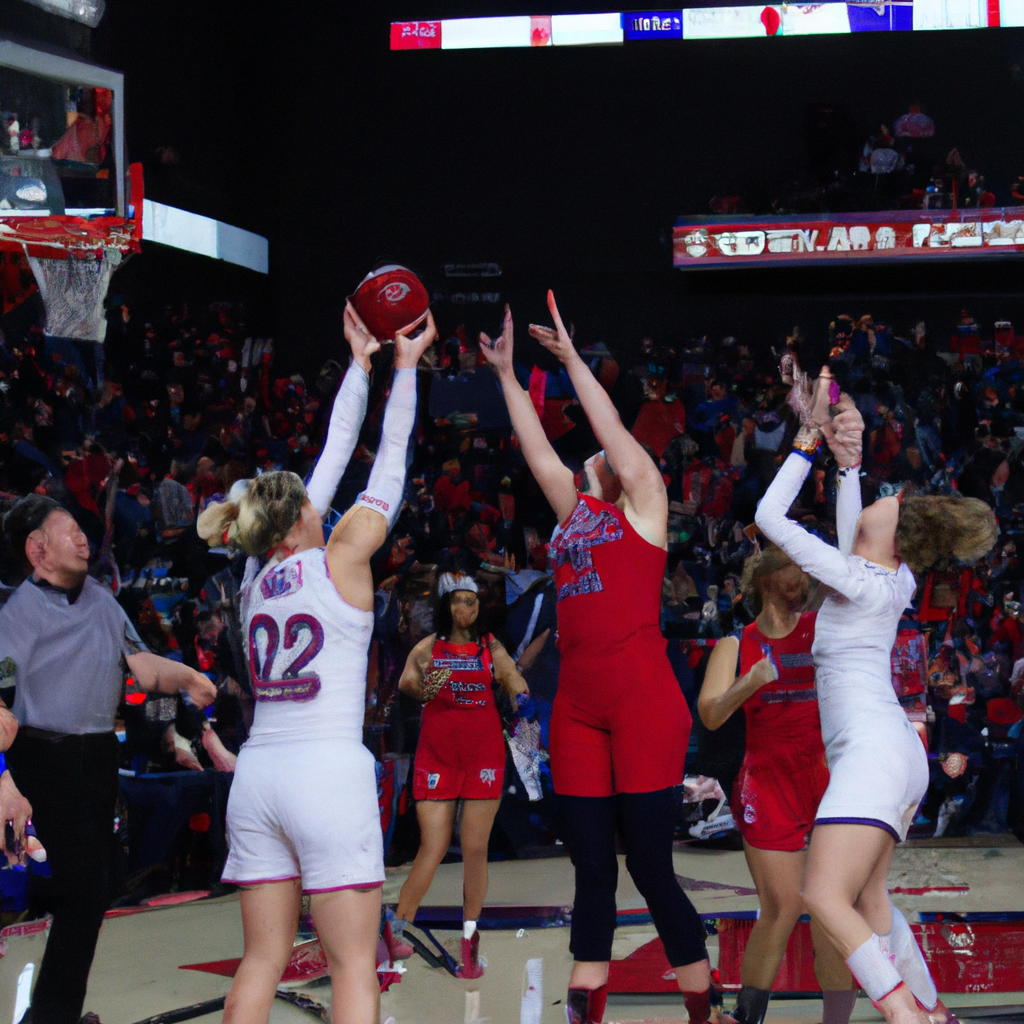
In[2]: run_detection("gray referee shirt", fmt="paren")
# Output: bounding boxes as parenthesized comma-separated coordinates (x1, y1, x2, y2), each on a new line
(0, 575, 148, 735)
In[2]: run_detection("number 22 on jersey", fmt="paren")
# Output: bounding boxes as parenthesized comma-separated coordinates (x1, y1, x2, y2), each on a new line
(248, 613, 325, 702)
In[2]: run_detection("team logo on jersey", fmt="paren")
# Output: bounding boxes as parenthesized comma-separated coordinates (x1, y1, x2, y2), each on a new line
(744, 805, 756, 824)
(428, 773, 440, 790)
(479, 768, 497, 785)
(549, 501, 623, 601)
(260, 561, 304, 601)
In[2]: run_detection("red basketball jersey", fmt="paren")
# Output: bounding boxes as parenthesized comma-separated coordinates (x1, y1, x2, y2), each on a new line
(739, 612, 824, 769)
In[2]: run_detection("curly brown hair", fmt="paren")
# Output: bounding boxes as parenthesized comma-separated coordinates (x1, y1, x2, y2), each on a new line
(895, 494, 997, 575)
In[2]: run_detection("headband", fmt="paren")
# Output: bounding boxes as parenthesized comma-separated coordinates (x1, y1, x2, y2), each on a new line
(438, 572, 478, 598)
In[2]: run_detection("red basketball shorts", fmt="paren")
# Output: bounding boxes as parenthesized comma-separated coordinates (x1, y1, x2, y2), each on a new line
(413, 711, 506, 802)
(731, 753, 830, 852)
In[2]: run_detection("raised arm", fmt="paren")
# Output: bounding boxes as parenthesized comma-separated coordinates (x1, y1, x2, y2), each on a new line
(326, 313, 437, 611)
(479, 305, 577, 524)
(305, 302, 378, 519)
(820, 397, 865, 557)
(529, 292, 666, 529)
(754, 448, 875, 604)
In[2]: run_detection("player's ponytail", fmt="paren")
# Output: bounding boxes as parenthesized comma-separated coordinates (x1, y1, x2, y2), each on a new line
(197, 496, 242, 550)
(199, 472, 307, 557)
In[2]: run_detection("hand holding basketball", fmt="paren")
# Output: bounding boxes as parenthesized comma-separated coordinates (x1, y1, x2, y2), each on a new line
(395, 309, 438, 370)
(344, 301, 381, 372)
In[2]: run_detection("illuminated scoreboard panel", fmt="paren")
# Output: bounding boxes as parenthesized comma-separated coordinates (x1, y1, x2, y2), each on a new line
(390, 1, 1024, 49)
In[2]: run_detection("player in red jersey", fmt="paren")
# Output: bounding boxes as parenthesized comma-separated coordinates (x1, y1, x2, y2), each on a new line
(391, 572, 528, 978)
(700, 546, 853, 1024)
(480, 295, 712, 1024)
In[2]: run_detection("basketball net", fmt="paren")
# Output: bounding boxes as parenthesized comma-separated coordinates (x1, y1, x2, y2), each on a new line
(27, 252, 117, 342)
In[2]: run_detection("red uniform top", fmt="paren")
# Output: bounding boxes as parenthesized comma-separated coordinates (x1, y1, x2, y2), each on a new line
(422, 635, 499, 716)
(415, 634, 505, 802)
(739, 612, 824, 770)
(550, 494, 665, 669)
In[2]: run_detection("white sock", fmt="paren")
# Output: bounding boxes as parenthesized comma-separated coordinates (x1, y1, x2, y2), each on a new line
(886, 903, 937, 1010)
(357, 367, 416, 531)
(846, 935, 902, 1003)
(305, 363, 370, 518)
(463, 919, 477, 940)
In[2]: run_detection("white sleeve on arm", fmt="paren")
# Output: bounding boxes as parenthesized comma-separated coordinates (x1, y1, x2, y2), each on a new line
(305, 363, 370, 519)
(754, 452, 874, 604)
(357, 367, 417, 531)
(836, 465, 863, 557)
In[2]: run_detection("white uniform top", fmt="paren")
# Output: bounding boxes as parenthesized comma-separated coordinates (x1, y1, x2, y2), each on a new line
(224, 546, 384, 891)
(241, 548, 374, 747)
(755, 453, 928, 840)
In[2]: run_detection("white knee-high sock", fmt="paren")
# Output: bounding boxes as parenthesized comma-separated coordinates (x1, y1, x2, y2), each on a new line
(357, 367, 416, 531)
(305, 363, 370, 518)
(884, 903, 937, 1010)
(846, 935, 902, 1003)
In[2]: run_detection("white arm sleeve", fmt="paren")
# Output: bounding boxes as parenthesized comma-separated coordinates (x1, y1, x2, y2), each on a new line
(357, 367, 417, 531)
(836, 465, 863, 557)
(305, 363, 370, 519)
(755, 452, 876, 604)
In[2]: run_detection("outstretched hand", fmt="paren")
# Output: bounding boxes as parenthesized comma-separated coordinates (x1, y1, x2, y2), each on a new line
(343, 301, 382, 373)
(395, 309, 438, 370)
(479, 304, 515, 378)
(820, 394, 864, 468)
(528, 290, 578, 365)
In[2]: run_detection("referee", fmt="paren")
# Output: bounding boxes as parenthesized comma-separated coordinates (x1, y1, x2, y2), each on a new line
(0, 495, 216, 1024)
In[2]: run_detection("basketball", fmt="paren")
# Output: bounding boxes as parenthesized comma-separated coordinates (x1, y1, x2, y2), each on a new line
(350, 264, 430, 341)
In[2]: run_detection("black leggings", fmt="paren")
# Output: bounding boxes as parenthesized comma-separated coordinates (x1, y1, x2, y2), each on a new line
(8, 732, 120, 1024)
(557, 788, 707, 967)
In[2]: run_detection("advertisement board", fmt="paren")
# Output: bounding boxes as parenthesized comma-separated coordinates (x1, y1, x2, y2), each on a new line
(673, 208, 1024, 267)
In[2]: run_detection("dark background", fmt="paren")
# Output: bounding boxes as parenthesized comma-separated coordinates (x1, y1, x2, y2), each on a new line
(5, 0, 1024, 374)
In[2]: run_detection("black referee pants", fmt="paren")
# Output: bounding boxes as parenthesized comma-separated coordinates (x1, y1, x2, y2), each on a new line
(8, 731, 120, 1024)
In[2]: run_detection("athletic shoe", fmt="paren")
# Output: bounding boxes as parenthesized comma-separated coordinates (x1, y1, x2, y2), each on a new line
(918, 997, 960, 1024)
(382, 920, 414, 961)
(565, 985, 608, 1023)
(457, 931, 485, 979)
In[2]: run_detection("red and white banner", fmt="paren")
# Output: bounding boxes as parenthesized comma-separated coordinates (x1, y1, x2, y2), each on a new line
(673, 208, 1024, 267)
(389, 20, 442, 49)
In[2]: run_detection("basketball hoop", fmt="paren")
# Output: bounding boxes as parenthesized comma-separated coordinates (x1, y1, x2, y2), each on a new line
(0, 162, 143, 342)
(26, 254, 116, 341)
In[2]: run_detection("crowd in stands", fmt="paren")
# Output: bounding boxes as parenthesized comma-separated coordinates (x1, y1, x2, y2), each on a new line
(713, 101, 1022, 216)
(2, 294, 1024, 896)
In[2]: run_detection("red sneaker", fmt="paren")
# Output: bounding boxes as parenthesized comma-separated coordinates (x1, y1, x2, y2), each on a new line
(456, 931, 485, 979)
(565, 985, 608, 1023)
(382, 920, 414, 961)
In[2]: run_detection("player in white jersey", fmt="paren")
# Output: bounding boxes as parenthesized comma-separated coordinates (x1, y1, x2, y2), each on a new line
(198, 303, 436, 1024)
(755, 374, 995, 1024)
